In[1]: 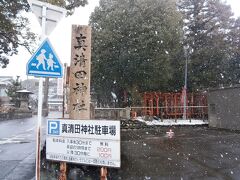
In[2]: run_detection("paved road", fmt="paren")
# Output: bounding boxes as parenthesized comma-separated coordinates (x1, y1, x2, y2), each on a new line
(0, 112, 59, 180)
(6, 113, 238, 180)
(0, 115, 37, 180)
(112, 126, 240, 180)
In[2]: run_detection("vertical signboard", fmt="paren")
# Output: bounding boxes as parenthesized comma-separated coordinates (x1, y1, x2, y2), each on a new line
(69, 25, 91, 119)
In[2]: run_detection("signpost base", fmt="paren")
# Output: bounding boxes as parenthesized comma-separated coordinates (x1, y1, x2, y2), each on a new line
(100, 167, 107, 180)
(59, 162, 67, 180)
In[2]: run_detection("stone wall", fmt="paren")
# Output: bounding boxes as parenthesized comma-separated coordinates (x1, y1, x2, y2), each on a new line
(0, 109, 32, 121)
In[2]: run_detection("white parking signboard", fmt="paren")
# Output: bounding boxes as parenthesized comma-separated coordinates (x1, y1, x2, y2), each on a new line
(46, 119, 121, 168)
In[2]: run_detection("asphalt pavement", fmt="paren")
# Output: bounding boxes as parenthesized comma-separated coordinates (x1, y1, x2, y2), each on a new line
(0, 116, 37, 180)
(113, 126, 240, 180)
(40, 122, 240, 180)
(0, 111, 61, 180)
(2, 113, 240, 180)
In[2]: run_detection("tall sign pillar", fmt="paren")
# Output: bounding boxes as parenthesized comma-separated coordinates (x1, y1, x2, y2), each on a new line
(69, 25, 91, 119)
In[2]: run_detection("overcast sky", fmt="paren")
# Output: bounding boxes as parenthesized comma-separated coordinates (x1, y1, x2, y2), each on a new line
(0, 0, 239, 80)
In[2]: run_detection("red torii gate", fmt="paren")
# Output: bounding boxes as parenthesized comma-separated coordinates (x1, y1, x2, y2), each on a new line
(142, 92, 207, 119)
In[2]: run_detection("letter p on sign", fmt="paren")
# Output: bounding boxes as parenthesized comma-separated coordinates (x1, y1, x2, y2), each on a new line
(48, 120, 60, 135)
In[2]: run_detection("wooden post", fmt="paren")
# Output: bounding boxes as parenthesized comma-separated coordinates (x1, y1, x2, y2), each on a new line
(100, 167, 107, 180)
(59, 162, 67, 180)
(58, 25, 92, 180)
(59, 63, 68, 180)
(68, 25, 107, 180)
(69, 25, 91, 120)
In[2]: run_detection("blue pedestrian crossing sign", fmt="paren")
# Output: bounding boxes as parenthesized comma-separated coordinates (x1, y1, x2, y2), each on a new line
(27, 38, 63, 78)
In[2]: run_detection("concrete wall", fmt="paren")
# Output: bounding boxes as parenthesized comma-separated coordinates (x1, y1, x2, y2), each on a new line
(208, 86, 240, 130)
(93, 108, 130, 120)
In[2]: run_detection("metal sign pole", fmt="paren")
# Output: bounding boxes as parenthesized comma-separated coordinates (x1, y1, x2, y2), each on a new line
(27, 1, 65, 179)
(59, 63, 68, 180)
(35, 4, 46, 180)
(36, 77, 43, 180)
(183, 47, 188, 120)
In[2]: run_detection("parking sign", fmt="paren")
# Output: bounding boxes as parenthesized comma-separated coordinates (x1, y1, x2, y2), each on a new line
(46, 119, 121, 168)
(48, 120, 60, 135)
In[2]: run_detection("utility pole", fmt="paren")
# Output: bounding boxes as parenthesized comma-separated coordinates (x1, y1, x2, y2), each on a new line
(183, 46, 188, 120)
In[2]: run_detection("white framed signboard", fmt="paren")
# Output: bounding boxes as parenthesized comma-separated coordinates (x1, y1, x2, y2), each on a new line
(46, 119, 121, 168)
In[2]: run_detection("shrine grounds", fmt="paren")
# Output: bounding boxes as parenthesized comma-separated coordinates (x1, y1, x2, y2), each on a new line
(40, 122, 240, 180)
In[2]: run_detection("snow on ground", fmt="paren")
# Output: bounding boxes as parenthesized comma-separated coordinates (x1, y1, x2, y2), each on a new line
(136, 117, 208, 126)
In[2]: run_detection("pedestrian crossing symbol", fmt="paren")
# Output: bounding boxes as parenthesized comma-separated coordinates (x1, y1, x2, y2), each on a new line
(27, 38, 63, 78)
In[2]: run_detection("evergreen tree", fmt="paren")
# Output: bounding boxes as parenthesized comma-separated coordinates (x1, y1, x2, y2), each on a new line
(90, 0, 184, 106)
(5, 76, 22, 107)
(0, 0, 35, 68)
(178, 0, 235, 90)
(227, 17, 240, 85)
